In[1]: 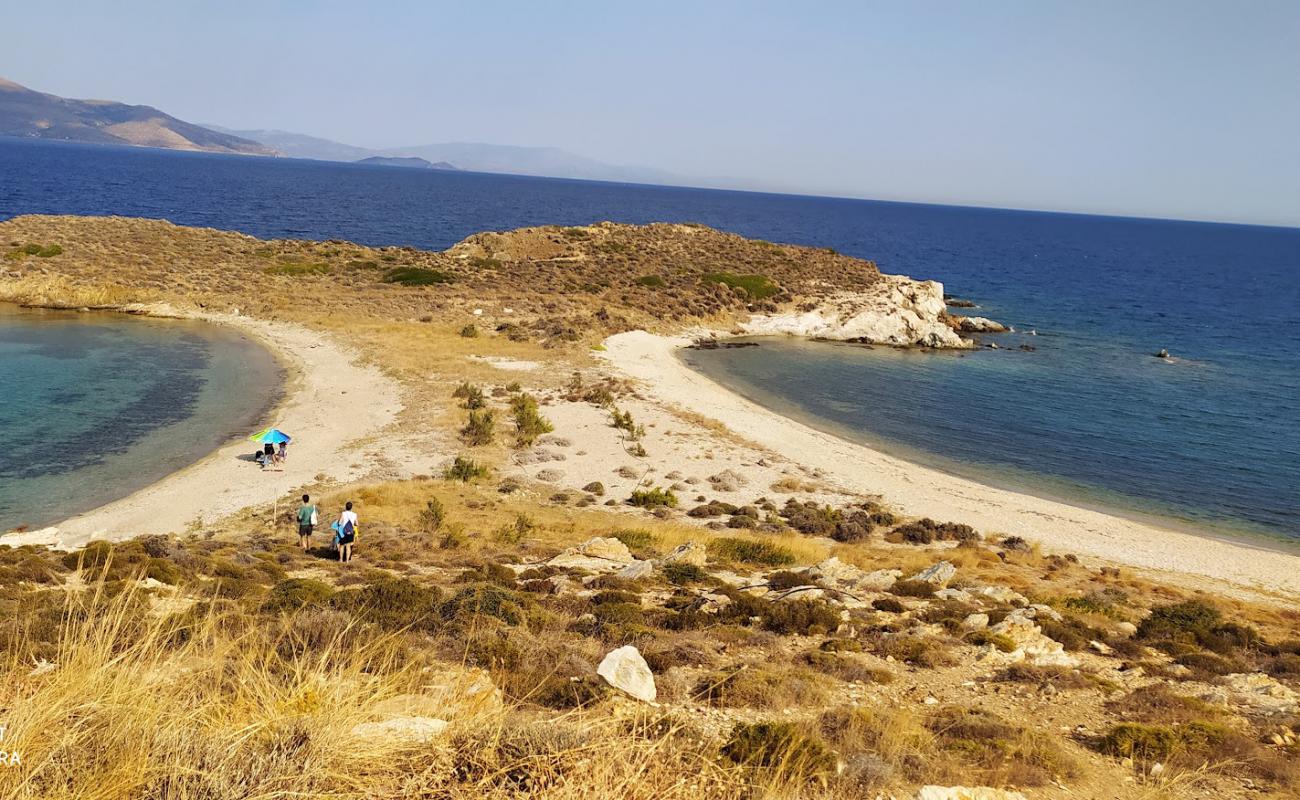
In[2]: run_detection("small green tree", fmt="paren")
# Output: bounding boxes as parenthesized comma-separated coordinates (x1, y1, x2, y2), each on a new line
(461, 409, 496, 445)
(510, 393, 553, 447)
(418, 497, 446, 533)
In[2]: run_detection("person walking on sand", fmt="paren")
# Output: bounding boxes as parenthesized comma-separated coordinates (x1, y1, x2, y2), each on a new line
(296, 494, 317, 551)
(337, 501, 358, 563)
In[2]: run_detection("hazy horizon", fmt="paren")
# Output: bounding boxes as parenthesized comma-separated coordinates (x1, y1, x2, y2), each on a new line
(6, 1, 1299, 226)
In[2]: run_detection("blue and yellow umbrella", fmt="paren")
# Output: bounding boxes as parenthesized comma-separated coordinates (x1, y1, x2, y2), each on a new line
(248, 427, 293, 445)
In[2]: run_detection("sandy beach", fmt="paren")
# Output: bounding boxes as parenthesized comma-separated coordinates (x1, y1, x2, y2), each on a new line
(4, 309, 412, 550)
(597, 330, 1300, 599)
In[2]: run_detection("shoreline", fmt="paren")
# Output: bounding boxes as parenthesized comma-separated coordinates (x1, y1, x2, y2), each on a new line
(1, 305, 409, 550)
(600, 329, 1300, 600)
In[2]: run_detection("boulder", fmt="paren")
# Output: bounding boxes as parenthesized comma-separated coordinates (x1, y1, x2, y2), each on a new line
(695, 592, 733, 614)
(617, 560, 654, 580)
(935, 588, 973, 603)
(962, 613, 990, 631)
(955, 316, 1009, 333)
(1203, 673, 1300, 716)
(987, 611, 1079, 668)
(910, 561, 957, 586)
(597, 645, 657, 703)
(351, 716, 448, 744)
(661, 541, 707, 567)
(547, 536, 635, 571)
(971, 585, 1028, 606)
(807, 557, 900, 593)
(916, 787, 1028, 800)
(1116, 621, 1138, 637)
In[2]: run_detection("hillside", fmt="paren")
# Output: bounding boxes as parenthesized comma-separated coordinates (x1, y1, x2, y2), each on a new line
(0, 77, 276, 156)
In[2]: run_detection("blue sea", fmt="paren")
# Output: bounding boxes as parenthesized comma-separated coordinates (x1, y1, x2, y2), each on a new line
(2, 137, 1298, 541)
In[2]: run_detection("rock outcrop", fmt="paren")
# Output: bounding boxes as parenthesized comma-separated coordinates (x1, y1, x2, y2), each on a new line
(739, 275, 972, 348)
(597, 645, 657, 703)
(916, 787, 1028, 800)
(547, 536, 639, 572)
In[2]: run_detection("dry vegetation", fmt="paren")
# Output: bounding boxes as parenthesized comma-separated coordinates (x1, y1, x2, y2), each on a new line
(1, 215, 1298, 799)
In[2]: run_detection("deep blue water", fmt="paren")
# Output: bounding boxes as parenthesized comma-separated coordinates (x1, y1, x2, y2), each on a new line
(2, 137, 1298, 539)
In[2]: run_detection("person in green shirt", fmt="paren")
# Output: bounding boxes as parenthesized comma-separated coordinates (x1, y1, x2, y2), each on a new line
(296, 494, 317, 551)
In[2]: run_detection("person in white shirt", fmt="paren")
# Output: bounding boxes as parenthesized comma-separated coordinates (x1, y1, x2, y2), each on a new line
(337, 501, 358, 563)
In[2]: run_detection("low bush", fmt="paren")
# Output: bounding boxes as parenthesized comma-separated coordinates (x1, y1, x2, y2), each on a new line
(510, 393, 553, 447)
(383, 266, 451, 285)
(332, 576, 441, 631)
(707, 537, 795, 567)
(264, 578, 335, 612)
(721, 721, 838, 779)
(634, 275, 666, 288)
(460, 409, 496, 445)
(703, 272, 781, 300)
(696, 665, 830, 709)
(264, 261, 330, 276)
(444, 455, 489, 482)
(458, 324, 478, 338)
(629, 487, 677, 509)
(889, 579, 937, 598)
(662, 562, 709, 586)
(872, 597, 906, 613)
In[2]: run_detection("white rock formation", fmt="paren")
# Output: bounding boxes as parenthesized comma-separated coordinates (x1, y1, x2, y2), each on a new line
(910, 561, 957, 586)
(547, 536, 636, 571)
(987, 609, 1080, 667)
(597, 645, 657, 703)
(739, 275, 971, 348)
(807, 557, 900, 593)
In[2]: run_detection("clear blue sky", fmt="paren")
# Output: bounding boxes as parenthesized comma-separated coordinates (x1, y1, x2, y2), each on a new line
(6, 1, 1299, 225)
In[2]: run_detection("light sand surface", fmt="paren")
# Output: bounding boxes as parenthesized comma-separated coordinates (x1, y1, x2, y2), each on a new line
(598, 330, 1300, 599)
(6, 311, 412, 549)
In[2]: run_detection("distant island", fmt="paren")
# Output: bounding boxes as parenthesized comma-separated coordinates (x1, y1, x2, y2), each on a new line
(355, 155, 458, 170)
(0, 76, 275, 156)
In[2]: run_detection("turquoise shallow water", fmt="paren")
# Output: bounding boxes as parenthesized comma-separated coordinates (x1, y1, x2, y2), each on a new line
(0, 305, 282, 531)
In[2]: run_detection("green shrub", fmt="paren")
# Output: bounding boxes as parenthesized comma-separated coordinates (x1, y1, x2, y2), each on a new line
(144, 558, 183, 586)
(510, 393, 553, 447)
(444, 455, 489, 482)
(1098, 723, 1180, 761)
(707, 537, 795, 567)
(452, 382, 486, 408)
(721, 721, 837, 778)
(441, 584, 527, 626)
(459, 324, 479, 338)
(468, 256, 501, 270)
(662, 562, 709, 585)
(872, 597, 906, 613)
(37, 244, 62, 257)
(494, 514, 535, 545)
(418, 497, 445, 533)
(634, 275, 666, 288)
(703, 272, 780, 300)
(334, 577, 441, 631)
(264, 261, 330, 276)
(265, 578, 335, 612)
(460, 409, 496, 445)
(383, 266, 452, 285)
(629, 486, 677, 509)
(889, 579, 937, 598)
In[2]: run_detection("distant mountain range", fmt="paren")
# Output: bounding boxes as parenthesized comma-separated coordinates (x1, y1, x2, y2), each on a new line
(0, 76, 732, 188)
(207, 125, 686, 184)
(0, 77, 274, 156)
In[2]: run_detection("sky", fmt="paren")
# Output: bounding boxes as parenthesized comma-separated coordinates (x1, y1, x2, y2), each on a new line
(5, 1, 1299, 226)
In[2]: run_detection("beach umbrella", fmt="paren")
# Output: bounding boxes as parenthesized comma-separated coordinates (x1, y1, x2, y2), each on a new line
(248, 427, 293, 445)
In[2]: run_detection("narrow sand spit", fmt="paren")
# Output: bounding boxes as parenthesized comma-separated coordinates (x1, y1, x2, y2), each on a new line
(601, 330, 1300, 598)
(6, 311, 408, 549)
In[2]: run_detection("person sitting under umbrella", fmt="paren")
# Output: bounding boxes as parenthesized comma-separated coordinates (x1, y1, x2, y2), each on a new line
(249, 427, 293, 469)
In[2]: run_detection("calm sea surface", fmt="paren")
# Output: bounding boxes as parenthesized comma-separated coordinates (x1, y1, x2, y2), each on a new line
(2, 138, 1298, 540)
(0, 305, 281, 531)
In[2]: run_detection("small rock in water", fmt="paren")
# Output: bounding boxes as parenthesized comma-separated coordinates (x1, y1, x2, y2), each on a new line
(1154, 348, 1170, 359)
